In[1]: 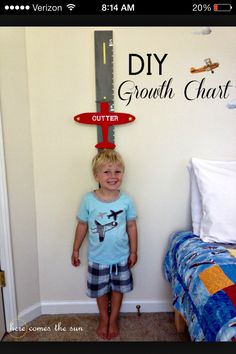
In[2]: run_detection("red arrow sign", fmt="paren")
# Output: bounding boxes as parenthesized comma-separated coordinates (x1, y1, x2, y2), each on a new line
(74, 102, 136, 149)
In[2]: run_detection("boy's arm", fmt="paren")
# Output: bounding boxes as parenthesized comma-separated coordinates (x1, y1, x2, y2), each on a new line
(127, 219, 138, 268)
(71, 221, 88, 267)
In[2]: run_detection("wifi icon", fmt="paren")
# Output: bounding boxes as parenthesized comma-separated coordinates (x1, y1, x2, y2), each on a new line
(67, 4, 76, 11)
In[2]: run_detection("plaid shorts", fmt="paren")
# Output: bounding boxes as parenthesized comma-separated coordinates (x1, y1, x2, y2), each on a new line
(87, 259, 133, 298)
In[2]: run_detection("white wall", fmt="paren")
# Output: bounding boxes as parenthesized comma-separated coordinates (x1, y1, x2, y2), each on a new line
(1, 27, 236, 318)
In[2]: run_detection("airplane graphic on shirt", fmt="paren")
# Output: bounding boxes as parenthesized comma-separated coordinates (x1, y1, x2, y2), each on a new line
(107, 209, 123, 221)
(92, 209, 124, 242)
(91, 220, 118, 242)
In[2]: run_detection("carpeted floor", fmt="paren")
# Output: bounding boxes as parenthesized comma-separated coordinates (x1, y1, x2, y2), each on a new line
(2, 312, 190, 342)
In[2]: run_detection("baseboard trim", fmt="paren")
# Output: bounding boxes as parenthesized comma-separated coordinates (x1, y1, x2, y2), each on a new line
(41, 300, 98, 314)
(17, 300, 173, 325)
(15, 302, 42, 331)
(121, 300, 173, 313)
(41, 299, 172, 314)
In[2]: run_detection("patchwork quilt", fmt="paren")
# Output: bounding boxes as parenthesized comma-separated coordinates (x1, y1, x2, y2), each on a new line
(163, 231, 236, 341)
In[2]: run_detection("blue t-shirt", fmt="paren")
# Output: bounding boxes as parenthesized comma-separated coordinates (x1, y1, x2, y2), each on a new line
(76, 191, 137, 265)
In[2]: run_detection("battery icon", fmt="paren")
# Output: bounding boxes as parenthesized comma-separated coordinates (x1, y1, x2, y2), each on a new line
(213, 3, 232, 11)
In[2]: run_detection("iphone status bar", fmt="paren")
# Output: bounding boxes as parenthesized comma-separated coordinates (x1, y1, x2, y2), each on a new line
(0, 2, 235, 15)
(0, 2, 235, 26)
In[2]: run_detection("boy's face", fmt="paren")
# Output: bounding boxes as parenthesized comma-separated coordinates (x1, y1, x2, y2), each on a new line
(95, 163, 124, 192)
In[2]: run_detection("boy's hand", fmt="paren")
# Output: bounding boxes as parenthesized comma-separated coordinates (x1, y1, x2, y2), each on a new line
(71, 250, 81, 267)
(128, 252, 137, 268)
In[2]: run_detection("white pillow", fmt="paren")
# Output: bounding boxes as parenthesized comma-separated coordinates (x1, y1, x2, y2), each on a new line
(191, 157, 236, 244)
(187, 162, 202, 236)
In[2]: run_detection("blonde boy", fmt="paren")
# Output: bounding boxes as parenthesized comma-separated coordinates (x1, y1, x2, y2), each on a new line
(71, 149, 138, 340)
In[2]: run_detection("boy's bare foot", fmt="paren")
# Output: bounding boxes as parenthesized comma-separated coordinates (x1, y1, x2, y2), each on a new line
(107, 320, 119, 340)
(96, 316, 108, 340)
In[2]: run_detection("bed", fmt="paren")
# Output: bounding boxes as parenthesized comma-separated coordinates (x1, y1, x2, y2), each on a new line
(164, 230, 236, 341)
(163, 157, 236, 341)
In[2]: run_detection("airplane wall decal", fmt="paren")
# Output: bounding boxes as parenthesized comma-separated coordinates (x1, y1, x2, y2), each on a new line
(190, 58, 219, 74)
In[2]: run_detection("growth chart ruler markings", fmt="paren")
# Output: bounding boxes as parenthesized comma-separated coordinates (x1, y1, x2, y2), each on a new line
(73, 31, 135, 149)
(94, 31, 115, 149)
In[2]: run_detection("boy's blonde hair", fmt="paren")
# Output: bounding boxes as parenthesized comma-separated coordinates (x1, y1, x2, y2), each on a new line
(92, 149, 125, 176)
